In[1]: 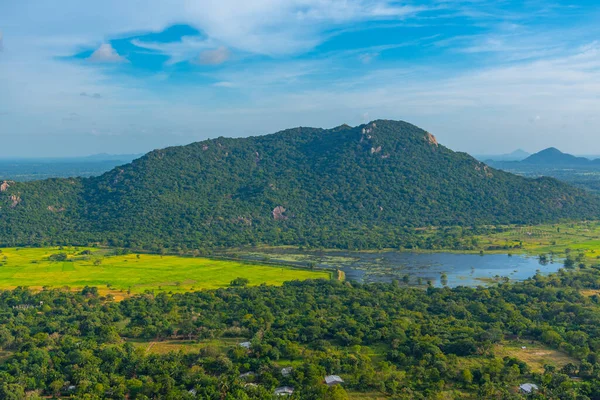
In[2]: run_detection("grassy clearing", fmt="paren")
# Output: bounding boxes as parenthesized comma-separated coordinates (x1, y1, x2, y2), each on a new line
(0, 247, 330, 296)
(128, 337, 244, 355)
(494, 341, 577, 373)
(476, 221, 600, 262)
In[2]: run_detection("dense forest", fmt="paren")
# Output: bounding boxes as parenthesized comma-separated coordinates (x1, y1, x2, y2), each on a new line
(2, 266, 600, 399)
(1, 120, 600, 250)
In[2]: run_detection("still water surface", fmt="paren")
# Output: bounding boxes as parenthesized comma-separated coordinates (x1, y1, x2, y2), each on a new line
(234, 249, 561, 287)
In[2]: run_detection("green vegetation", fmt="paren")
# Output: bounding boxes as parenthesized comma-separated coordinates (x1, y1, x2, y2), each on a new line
(3, 266, 600, 398)
(0, 247, 329, 297)
(2, 120, 599, 251)
(472, 221, 600, 261)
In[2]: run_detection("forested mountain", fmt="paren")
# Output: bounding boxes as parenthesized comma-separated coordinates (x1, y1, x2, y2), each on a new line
(1, 120, 599, 249)
(522, 148, 594, 166)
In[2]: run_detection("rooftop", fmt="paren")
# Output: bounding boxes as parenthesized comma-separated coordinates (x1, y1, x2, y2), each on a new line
(519, 383, 539, 393)
(325, 375, 344, 385)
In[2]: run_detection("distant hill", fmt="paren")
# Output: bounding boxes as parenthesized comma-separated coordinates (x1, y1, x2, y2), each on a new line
(522, 147, 593, 166)
(477, 149, 530, 162)
(1, 120, 599, 249)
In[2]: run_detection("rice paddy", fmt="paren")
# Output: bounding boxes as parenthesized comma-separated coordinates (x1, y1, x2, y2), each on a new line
(0, 247, 330, 297)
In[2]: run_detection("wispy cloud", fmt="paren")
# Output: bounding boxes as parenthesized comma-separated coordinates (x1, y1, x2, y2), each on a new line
(131, 36, 212, 64)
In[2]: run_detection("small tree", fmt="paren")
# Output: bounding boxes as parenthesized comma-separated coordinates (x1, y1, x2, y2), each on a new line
(564, 256, 575, 269)
(230, 277, 250, 287)
(49, 253, 68, 262)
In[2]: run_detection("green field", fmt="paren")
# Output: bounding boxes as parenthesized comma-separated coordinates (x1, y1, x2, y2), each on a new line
(476, 221, 600, 261)
(493, 340, 577, 374)
(0, 247, 330, 297)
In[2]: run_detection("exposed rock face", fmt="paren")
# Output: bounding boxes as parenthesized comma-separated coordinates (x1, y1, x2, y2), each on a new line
(272, 206, 287, 221)
(0, 181, 10, 192)
(483, 165, 493, 178)
(425, 132, 438, 146)
(475, 163, 493, 177)
(48, 206, 66, 213)
(10, 195, 21, 208)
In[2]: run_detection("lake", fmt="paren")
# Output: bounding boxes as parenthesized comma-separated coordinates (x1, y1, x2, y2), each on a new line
(225, 249, 562, 287)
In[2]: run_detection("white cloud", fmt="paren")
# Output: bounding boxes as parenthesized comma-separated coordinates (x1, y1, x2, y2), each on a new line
(179, 0, 424, 55)
(132, 36, 212, 65)
(1, 1, 600, 156)
(88, 43, 127, 63)
(0, 0, 427, 58)
(195, 47, 230, 65)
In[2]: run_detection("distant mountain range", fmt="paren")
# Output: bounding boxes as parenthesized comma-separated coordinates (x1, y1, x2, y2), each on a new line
(2, 120, 599, 249)
(476, 149, 530, 162)
(489, 147, 600, 167)
(486, 148, 600, 194)
(522, 147, 600, 166)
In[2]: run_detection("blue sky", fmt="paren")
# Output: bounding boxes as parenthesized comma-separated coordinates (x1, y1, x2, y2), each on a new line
(1, 0, 599, 157)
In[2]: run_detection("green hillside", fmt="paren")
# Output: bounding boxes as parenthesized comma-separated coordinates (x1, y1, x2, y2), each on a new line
(1, 120, 599, 249)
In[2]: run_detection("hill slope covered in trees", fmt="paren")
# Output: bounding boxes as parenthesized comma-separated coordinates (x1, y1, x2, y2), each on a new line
(1, 120, 599, 249)
(522, 148, 594, 166)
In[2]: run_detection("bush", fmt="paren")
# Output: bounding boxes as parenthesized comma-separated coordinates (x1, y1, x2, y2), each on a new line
(48, 253, 68, 262)
(230, 277, 250, 287)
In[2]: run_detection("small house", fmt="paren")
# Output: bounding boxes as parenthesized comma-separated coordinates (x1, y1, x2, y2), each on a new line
(519, 383, 539, 394)
(274, 386, 294, 396)
(281, 367, 293, 376)
(239, 341, 251, 349)
(325, 375, 344, 386)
